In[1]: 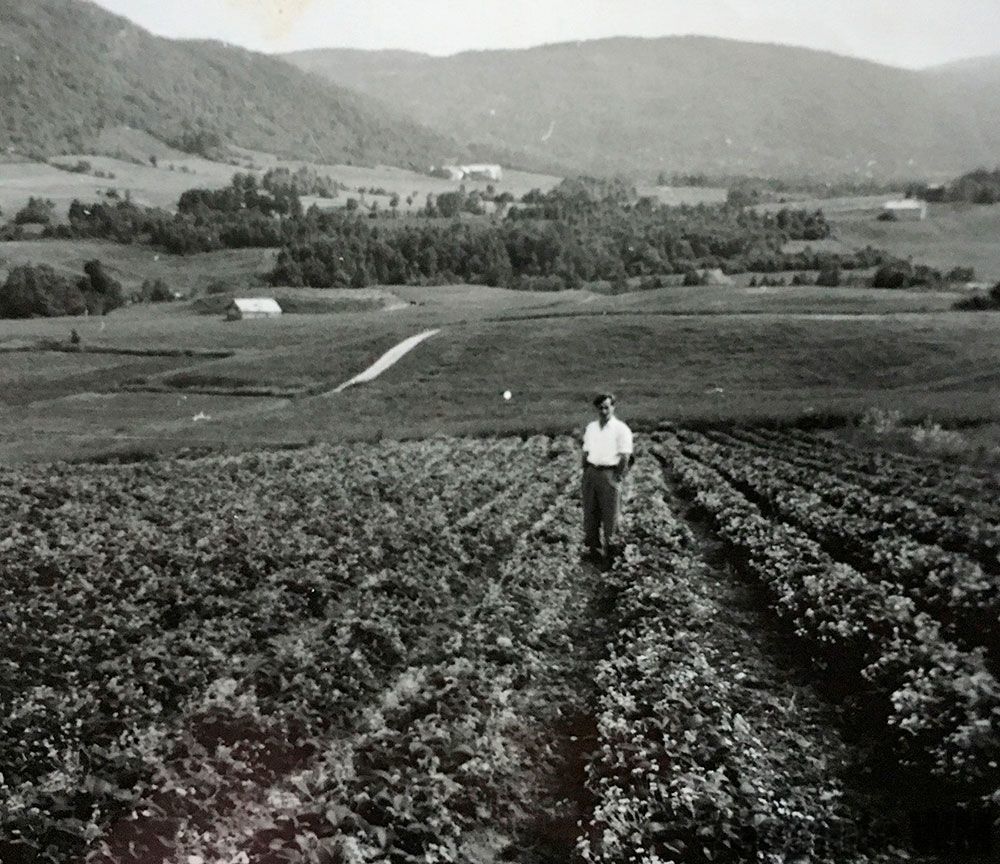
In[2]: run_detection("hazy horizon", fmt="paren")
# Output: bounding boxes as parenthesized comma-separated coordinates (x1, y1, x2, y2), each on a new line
(89, 0, 1000, 70)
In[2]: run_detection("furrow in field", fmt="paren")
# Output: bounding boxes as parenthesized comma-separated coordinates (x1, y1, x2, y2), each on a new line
(655, 435, 1000, 824)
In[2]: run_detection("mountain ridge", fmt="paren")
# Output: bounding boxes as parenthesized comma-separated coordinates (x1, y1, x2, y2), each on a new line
(285, 35, 1000, 179)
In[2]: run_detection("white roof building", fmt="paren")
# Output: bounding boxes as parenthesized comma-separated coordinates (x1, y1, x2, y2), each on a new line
(226, 298, 282, 320)
(883, 199, 927, 220)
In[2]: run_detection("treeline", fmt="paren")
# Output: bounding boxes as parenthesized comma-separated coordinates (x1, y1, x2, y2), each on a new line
(656, 171, 913, 199)
(269, 178, 880, 290)
(42, 173, 301, 254)
(17, 173, 974, 294)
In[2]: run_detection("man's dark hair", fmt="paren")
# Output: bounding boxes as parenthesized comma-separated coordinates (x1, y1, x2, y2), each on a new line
(593, 392, 615, 407)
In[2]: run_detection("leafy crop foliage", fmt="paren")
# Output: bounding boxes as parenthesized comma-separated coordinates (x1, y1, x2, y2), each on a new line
(2, 431, 998, 862)
(657, 430, 1000, 811)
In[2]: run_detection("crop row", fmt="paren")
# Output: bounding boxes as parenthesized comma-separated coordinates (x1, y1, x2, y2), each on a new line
(149, 454, 591, 864)
(656, 437, 1000, 805)
(580, 460, 891, 864)
(750, 426, 998, 506)
(0, 437, 571, 863)
(718, 428, 1000, 566)
(676, 431, 1000, 656)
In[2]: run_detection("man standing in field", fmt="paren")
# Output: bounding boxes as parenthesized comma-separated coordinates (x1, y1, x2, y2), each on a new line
(581, 393, 633, 565)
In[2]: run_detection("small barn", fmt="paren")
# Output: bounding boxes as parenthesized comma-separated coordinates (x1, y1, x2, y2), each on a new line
(226, 298, 282, 320)
(882, 199, 927, 221)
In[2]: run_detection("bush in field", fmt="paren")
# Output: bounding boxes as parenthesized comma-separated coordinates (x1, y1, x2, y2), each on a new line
(954, 280, 1000, 310)
(871, 260, 942, 289)
(77, 260, 125, 315)
(0, 264, 87, 318)
(14, 197, 56, 225)
(139, 278, 174, 302)
(815, 267, 841, 287)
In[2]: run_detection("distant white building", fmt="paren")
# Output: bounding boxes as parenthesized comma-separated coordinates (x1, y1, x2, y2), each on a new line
(461, 163, 503, 182)
(883, 199, 927, 220)
(226, 298, 282, 320)
(437, 163, 504, 182)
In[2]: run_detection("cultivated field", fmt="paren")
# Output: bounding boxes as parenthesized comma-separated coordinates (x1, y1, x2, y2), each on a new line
(3, 429, 998, 863)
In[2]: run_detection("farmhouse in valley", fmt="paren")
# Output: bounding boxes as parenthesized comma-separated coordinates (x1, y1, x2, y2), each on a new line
(226, 298, 282, 320)
(882, 199, 927, 220)
(437, 163, 504, 182)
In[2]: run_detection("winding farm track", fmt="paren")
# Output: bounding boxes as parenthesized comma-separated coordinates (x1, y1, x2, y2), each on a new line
(329, 327, 441, 393)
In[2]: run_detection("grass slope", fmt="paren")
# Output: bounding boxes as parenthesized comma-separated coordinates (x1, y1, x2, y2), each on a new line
(1, 285, 998, 462)
(829, 203, 1000, 284)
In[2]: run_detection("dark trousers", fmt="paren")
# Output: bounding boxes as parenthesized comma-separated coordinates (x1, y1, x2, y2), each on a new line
(582, 464, 621, 552)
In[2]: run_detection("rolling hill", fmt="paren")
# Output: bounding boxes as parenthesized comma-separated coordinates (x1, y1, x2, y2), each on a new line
(286, 37, 1000, 180)
(0, 0, 463, 168)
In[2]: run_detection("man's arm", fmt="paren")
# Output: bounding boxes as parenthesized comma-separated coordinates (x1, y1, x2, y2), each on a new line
(615, 425, 634, 479)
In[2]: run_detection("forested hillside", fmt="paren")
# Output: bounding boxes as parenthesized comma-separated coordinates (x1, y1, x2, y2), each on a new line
(287, 37, 1000, 179)
(0, 0, 459, 167)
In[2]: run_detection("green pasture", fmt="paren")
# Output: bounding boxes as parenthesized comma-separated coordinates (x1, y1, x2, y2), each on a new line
(1, 286, 997, 462)
(830, 202, 1000, 284)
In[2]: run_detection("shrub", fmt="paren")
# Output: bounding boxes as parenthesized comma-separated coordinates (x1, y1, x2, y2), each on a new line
(858, 407, 903, 435)
(140, 278, 174, 302)
(815, 267, 841, 287)
(77, 260, 125, 315)
(52, 159, 91, 174)
(871, 263, 911, 289)
(14, 197, 56, 225)
(910, 420, 967, 455)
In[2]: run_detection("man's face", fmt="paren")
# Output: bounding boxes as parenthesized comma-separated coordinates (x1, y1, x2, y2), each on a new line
(596, 398, 614, 422)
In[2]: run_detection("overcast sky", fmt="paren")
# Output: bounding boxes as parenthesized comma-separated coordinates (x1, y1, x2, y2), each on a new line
(90, 0, 1000, 68)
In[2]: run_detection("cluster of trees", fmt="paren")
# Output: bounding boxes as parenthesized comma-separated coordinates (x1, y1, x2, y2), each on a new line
(14, 197, 56, 225)
(178, 172, 301, 218)
(870, 261, 972, 290)
(945, 168, 1000, 204)
(267, 178, 880, 290)
(21, 172, 978, 296)
(0, 260, 124, 319)
(44, 174, 300, 254)
(167, 127, 223, 157)
(262, 166, 347, 199)
(137, 278, 175, 303)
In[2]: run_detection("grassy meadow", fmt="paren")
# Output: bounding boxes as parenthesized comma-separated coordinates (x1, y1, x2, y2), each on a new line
(830, 202, 1000, 284)
(1, 280, 998, 462)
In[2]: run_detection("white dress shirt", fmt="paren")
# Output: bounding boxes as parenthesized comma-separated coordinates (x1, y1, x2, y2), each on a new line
(583, 417, 634, 467)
